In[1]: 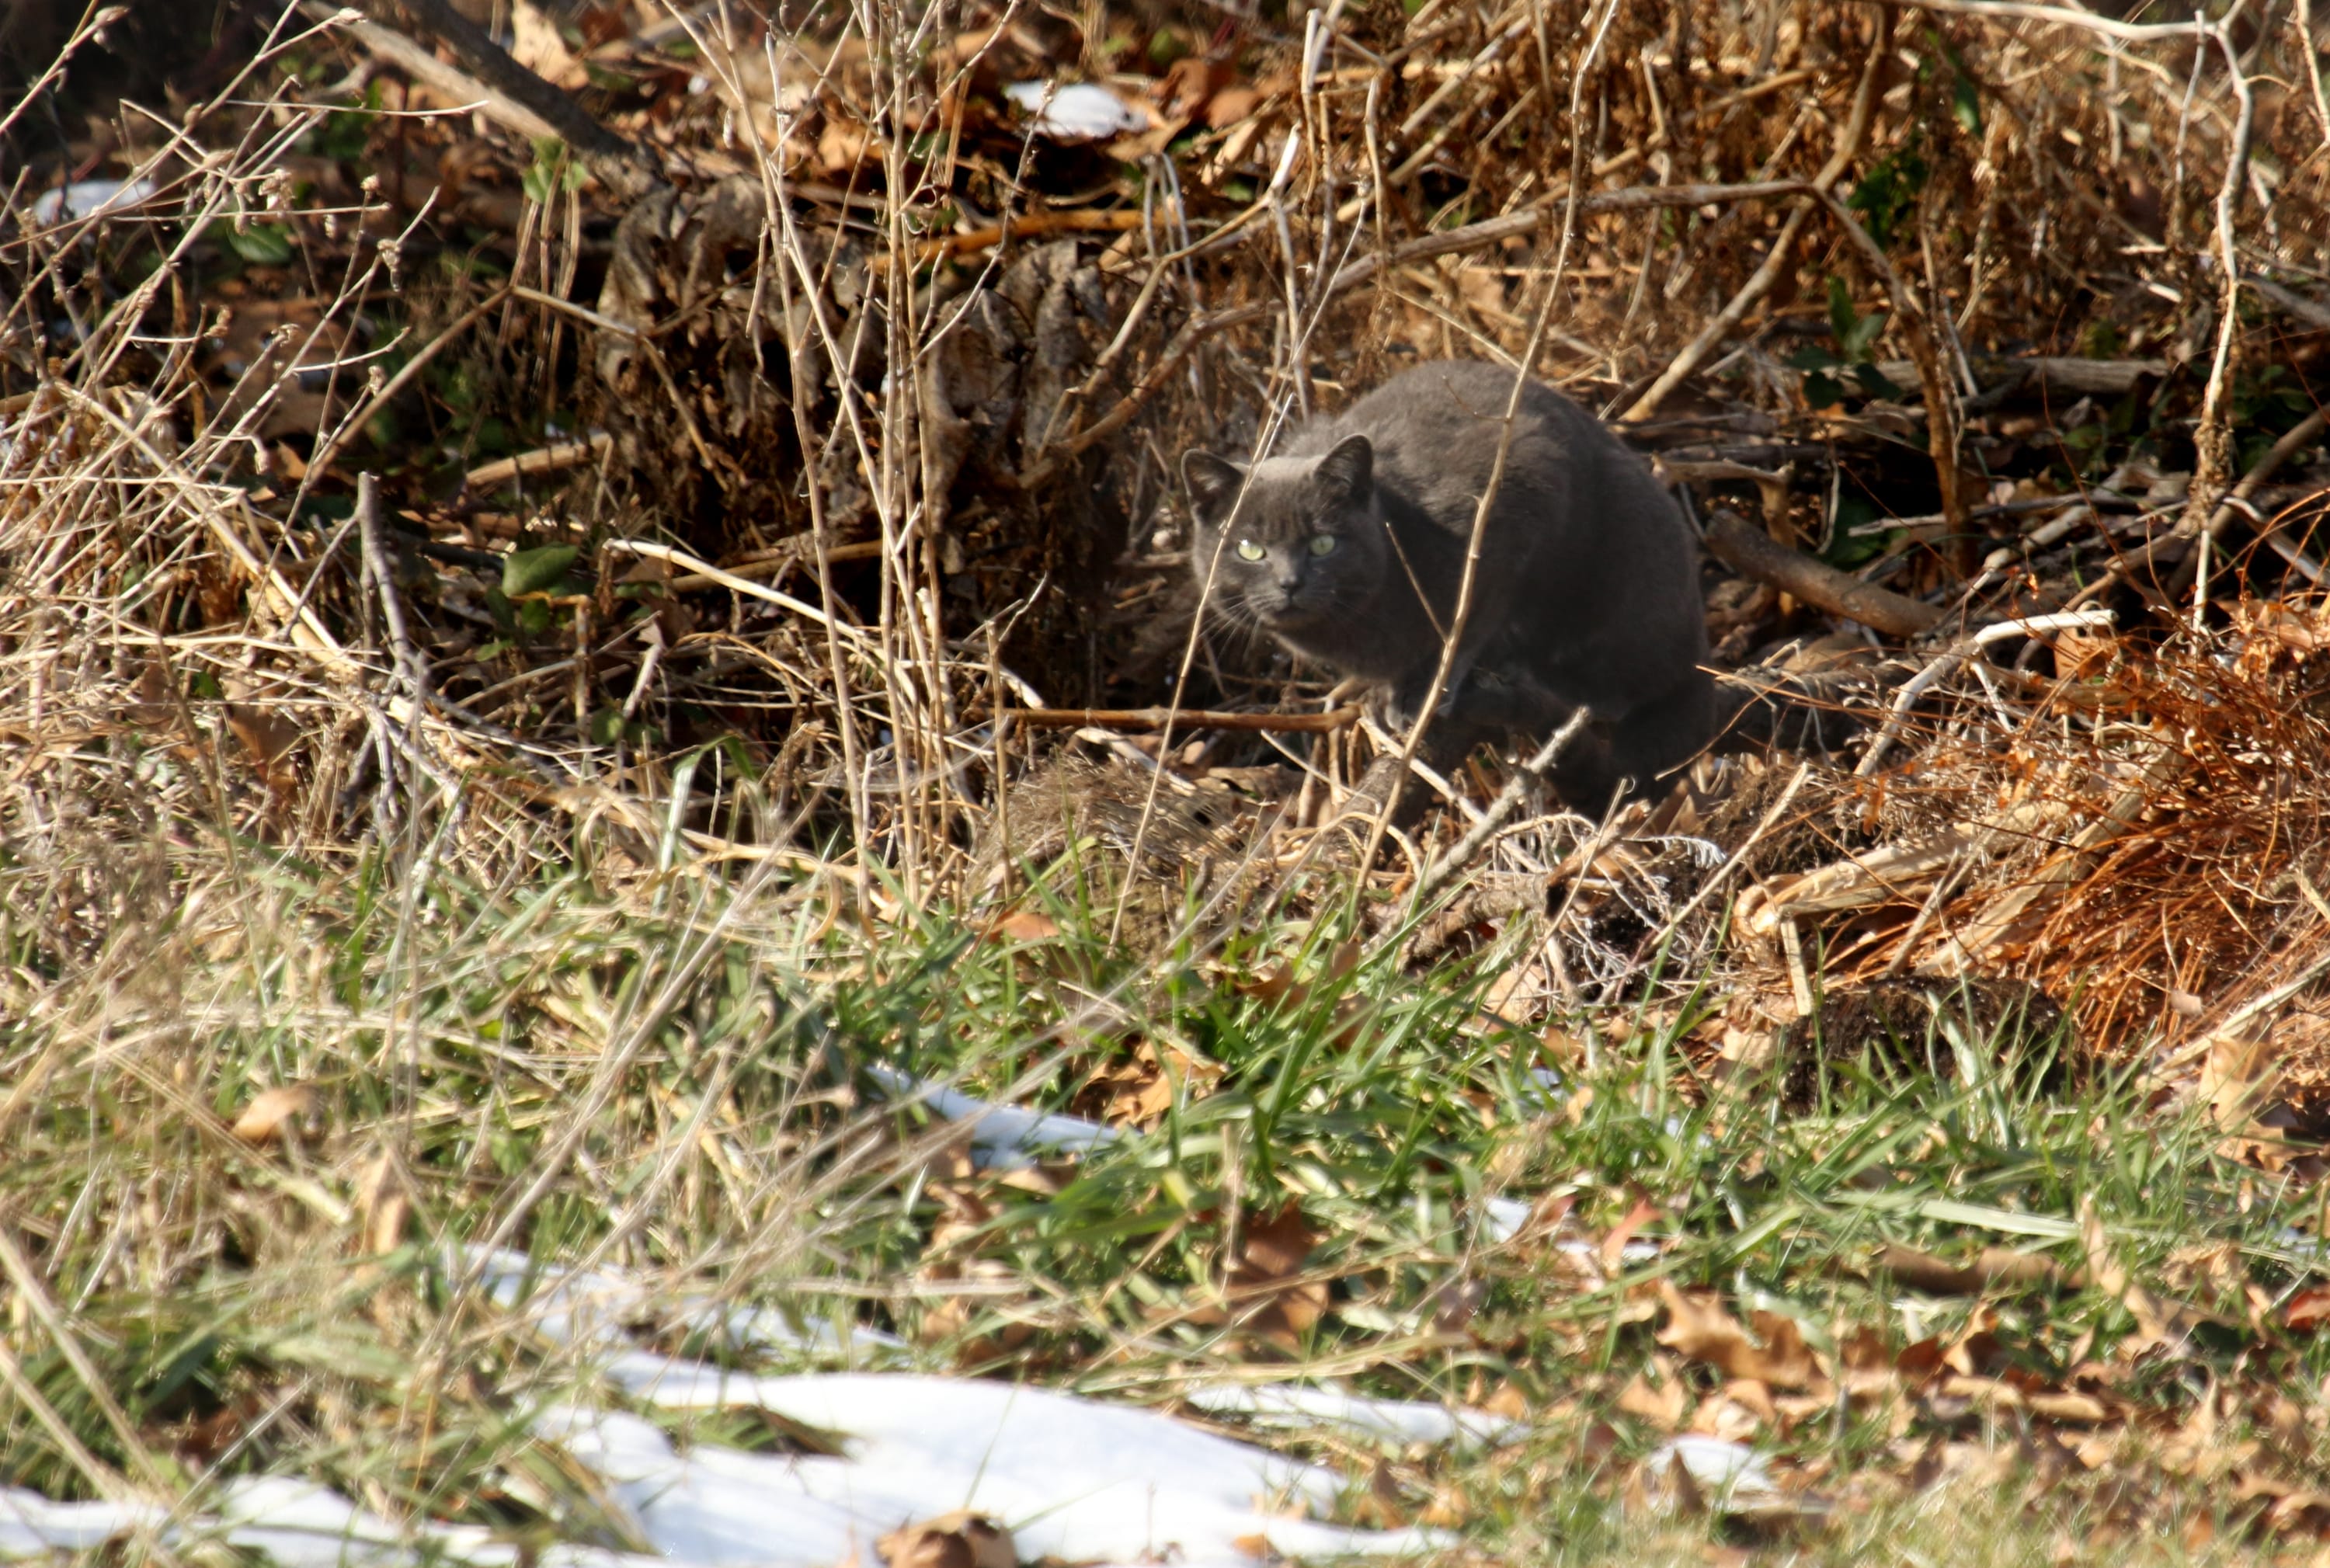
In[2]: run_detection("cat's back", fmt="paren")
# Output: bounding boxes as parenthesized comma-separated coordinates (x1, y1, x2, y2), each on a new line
(1288, 359, 1618, 513)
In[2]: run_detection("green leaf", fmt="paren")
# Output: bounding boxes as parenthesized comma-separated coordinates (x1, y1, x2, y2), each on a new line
(263, 1330, 412, 1386)
(1846, 138, 1930, 250)
(1842, 311, 1888, 362)
(1787, 343, 1845, 371)
(227, 223, 294, 266)
(1803, 371, 1849, 410)
(503, 544, 581, 598)
(1823, 493, 1892, 568)
(517, 597, 555, 638)
(1826, 276, 1860, 349)
(1850, 362, 1903, 398)
(1952, 71, 1981, 136)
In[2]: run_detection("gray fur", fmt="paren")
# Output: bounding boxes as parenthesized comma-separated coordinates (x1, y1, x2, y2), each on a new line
(1182, 359, 1714, 805)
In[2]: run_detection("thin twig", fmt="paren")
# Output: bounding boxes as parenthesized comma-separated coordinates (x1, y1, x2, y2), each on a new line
(356, 473, 431, 707)
(1415, 705, 1594, 902)
(1005, 705, 1362, 735)
(601, 539, 876, 647)
(2300, 0, 2330, 154)
(305, 287, 511, 483)
(1643, 760, 1813, 951)
(1855, 610, 2119, 777)
(2179, 21, 2259, 609)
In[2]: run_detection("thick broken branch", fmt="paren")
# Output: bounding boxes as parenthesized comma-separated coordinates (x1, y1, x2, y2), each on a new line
(1702, 509, 1945, 639)
(306, 0, 660, 199)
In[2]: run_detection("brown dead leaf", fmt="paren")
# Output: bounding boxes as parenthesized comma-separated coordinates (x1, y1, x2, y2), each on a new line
(1079, 1038, 1216, 1130)
(355, 1152, 411, 1254)
(513, 2, 589, 88)
(1184, 1203, 1329, 1346)
(232, 1083, 322, 1146)
(819, 117, 876, 175)
(1476, 1380, 1530, 1421)
(1236, 1205, 1317, 1280)
(1203, 84, 1262, 129)
(2198, 1032, 2285, 1127)
(2079, 1197, 2224, 1351)
(1600, 1196, 1663, 1274)
(2023, 1389, 2115, 1424)
(2285, 1284, 2330, 1331)
(127, 657, 174, 729)
(1155, 56, 1231, 120)
(875, 1511, 1015, 1568)
(1838, 1325, 1893, 1374)
(1236, 943, 1368, 1049)
(1942, 1325, 2008, 1379)
(2234, 1473, 2330, 1538)
(1617, 1368, 1688, 1430)
(1872, 1241, 2068, 1295)
(1895, 1335, 1946, 1385)
(1655, 1282, 1822, 1390)
(1688, 1385, 1768, 1441)
(979, 909, 1062, 943)
(224, 699, 301, 774)
(2052, 624, 2119, 680)
(1719, 1379, 1779, 1427)
(1240, 941, 1361, 1007)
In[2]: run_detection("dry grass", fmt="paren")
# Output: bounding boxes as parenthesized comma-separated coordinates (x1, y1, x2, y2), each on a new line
(5, 0, 2330, 1559)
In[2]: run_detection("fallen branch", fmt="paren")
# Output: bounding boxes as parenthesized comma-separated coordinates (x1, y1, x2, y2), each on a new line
(308, 287, 511, 482)
(2075, 406, 2330, 599)
(907, 210, 1148, 267)
(1019, 301, 1272, 484)
(1869, 355, 2168, 398)
(464, 433, 613, 491)
(1737, 794, 2077, 937)
(1702, 508, 1944, 639)
(321, 0, 662, 199)
(1004, 705, 1363, 734)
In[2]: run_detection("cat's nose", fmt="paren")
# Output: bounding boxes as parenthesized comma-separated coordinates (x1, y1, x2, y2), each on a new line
(1275, 572, 1302, 594)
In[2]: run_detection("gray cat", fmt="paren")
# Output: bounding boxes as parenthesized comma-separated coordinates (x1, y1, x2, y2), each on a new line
(1181, 358, 1714, 807)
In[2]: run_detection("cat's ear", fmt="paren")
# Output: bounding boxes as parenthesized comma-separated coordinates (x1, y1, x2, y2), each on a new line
(1313, 434, 1373, 500)
(1181, 451, 1246, 521)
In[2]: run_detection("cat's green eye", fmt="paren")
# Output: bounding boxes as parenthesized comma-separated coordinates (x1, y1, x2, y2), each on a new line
(1234, 540, 1266, 561)
(1308, 534, 1339, 557)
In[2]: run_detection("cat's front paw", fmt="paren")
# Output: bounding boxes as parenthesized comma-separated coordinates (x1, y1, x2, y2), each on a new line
(1378, 687, 1428, 733)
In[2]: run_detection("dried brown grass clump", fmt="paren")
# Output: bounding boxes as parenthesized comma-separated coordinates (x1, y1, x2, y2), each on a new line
(1737, 603, 2330, 1059)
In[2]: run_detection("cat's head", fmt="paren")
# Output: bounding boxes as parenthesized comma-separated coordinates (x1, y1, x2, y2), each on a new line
(1180, 434, 1385, 634)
